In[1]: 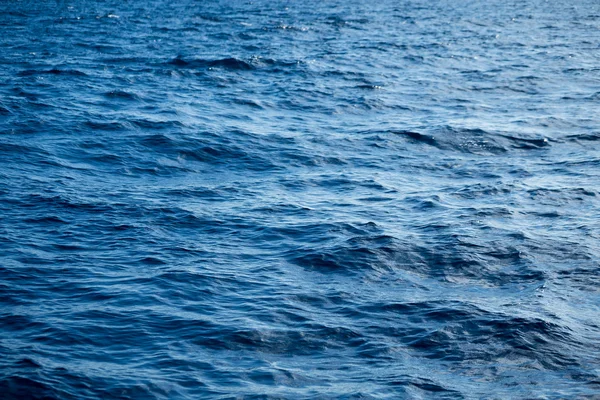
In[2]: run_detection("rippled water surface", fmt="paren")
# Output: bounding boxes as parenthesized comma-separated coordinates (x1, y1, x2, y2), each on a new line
(1, 0, 600, 398)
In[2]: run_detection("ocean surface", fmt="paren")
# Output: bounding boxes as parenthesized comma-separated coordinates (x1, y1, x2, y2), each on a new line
(1, 0, 599, 398)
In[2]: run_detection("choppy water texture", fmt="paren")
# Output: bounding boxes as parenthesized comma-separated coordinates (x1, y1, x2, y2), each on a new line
(1, 0, 600, 398)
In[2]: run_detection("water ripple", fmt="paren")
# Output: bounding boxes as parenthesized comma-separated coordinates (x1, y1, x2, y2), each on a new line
(1, 0, 600, 398)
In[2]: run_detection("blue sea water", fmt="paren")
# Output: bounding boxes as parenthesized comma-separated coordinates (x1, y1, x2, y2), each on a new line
(1, 0, 600, 398)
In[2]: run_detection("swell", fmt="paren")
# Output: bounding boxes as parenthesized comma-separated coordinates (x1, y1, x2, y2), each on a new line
(383, 126, 551, 155)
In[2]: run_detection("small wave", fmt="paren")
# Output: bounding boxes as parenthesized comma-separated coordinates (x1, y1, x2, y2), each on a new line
(99, 56, 149, 64)
(274, 24, 310, 32)
(0, 142, 50, 157)
(232, 98, 263, 109)
(21, 193, 113, 213)
(355, 84, 384, 90)
(18, 68, 87, 77)
(0, 104, 11, 115)
(564, 132, 600, 142)
(83, 120, 128, 131)
(387, 126, 553, 155)
(390, 130, 438, 146)
(194, 324, 365, 356)
(168, 56, 254, 71)
(498, 133, 550, 149)
(103, 90, 140, 101)
(23, 215, 69, 224)
(450, 183, 512, 199)
(159, 186, 227, 201)
(195, 13, 224, 22)
(290, 234, 400, 275)
(137, 133, 278, 171)
(166, 55, 302, 73)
